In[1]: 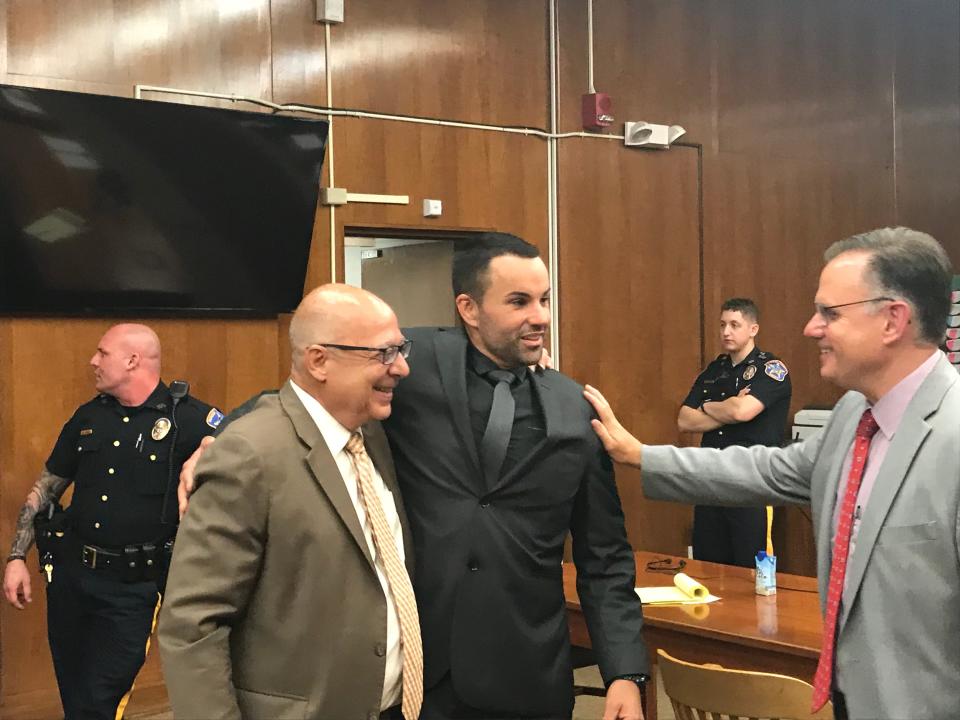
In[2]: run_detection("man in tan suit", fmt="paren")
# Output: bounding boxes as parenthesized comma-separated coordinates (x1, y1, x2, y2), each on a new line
(158, 284, 422, 720)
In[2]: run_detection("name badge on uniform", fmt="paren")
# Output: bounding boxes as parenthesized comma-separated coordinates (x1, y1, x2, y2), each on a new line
(80, 428, 94, 436)
(742, 365, 757, 381)
(152, 417, 172, 441)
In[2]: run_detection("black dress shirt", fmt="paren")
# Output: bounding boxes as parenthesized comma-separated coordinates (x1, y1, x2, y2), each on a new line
(465, 345, 545, 479)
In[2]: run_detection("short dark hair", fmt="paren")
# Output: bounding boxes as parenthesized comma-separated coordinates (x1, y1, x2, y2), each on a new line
(451, 232, 540, 298)
(721, 297, 759, 323)
(825, 227, 952, 345)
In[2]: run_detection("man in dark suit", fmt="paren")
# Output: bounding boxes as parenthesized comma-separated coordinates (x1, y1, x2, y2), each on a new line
(160, 285, 422, 720)
(179, 235, 647, 720)
(388, 234, 647, 720)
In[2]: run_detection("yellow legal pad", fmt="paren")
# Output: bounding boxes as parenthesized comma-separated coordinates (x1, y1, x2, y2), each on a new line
(635, 573, 720, 606)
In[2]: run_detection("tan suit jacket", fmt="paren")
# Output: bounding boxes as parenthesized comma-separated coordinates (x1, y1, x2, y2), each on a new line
(158, 381, 413, 720)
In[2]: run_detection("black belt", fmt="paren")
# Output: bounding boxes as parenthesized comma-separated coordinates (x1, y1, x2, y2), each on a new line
(79, 538, 173, 574)
(80, 543, 123, 570)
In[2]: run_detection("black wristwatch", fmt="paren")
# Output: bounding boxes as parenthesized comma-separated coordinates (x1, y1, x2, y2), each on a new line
(614, 673, 650, 689)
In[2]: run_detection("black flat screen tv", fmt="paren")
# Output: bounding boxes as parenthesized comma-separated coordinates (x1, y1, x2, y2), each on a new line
(0, 84, 328, 315)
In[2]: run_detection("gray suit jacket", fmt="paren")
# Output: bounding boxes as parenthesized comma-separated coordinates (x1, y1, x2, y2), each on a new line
(158, 381, 413, 719)
(643, 354, 960, 720)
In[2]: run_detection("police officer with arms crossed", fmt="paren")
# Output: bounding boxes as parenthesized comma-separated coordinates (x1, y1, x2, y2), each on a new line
(2, 323, 221, 720)
(677, 298, 792, 567)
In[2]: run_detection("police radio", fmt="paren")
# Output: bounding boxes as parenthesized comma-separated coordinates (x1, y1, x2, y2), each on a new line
(169, 380, 189, 404)
(160, 380, 189, 524)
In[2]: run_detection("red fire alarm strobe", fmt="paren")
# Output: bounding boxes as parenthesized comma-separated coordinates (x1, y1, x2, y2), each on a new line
(582, 92, 613, 131)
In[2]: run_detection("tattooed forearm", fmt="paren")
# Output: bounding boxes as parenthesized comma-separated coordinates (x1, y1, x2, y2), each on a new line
(7, 470, 71, 559)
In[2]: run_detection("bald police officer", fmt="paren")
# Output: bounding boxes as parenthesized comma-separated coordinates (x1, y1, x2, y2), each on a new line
(677, 298, 792, 567)
(2, 323, 220, 720)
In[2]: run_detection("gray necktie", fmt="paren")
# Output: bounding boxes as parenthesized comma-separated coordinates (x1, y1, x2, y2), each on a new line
(480, 369, 517, 486)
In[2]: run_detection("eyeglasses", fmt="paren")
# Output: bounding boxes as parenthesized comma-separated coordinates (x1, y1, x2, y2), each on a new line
(311, 339, 412, 365)
(813, 296, 895, 323)
(645, 557, 687, 574)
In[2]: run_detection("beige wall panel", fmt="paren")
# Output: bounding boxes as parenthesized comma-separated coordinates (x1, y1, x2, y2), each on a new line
(361, 242, 457, 328)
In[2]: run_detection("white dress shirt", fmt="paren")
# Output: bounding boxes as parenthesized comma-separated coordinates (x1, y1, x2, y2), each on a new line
(290, 380, 405, 711)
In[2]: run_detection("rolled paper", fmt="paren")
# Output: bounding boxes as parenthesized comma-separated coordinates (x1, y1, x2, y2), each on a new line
(674, 572, 709, 599)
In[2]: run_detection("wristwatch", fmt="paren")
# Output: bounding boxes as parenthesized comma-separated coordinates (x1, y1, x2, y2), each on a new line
(615, 673, 650, 689)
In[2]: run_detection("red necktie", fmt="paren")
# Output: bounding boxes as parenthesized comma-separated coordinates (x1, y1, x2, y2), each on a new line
(811, 409, 880, 712)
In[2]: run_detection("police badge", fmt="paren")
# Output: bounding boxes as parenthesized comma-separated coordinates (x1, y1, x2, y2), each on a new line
(151, 417, 172, 441)
(742, 365, 757, 381)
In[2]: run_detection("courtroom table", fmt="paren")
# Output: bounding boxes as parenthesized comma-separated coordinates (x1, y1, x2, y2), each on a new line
(564, 551, 822, 720)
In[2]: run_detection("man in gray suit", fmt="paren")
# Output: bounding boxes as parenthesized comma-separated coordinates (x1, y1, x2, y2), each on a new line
(159, 285, 421, 720)
(584, 227, 958, 720)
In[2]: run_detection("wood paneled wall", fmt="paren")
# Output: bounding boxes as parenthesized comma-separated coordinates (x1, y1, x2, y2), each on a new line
(0, 0, 957, 715)
(558, 142, 701, 553)
(556, 0, 960, 571)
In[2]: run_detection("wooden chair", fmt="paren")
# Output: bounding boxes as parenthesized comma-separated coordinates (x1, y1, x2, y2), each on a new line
(657, 649, 833, 720)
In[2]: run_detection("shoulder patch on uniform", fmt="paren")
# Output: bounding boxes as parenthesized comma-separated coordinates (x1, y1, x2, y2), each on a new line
(206, 408, 224, 429)
(742, 365, 757, 381)
(764, 359, 788, 381)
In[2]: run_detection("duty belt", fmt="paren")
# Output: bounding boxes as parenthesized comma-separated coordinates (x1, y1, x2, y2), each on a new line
(79, 539, 174, 582)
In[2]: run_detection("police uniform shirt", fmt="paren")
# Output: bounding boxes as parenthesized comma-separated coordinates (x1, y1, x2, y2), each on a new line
(682, 347, 792, 449)
(45, 382, 221, 548)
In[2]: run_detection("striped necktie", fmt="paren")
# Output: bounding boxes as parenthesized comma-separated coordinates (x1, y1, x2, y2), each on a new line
(346, 432, 423, 720)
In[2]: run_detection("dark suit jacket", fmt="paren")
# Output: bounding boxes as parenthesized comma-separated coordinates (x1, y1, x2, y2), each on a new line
(159, 382, 414, 719)
(384, 327, 647, 716)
